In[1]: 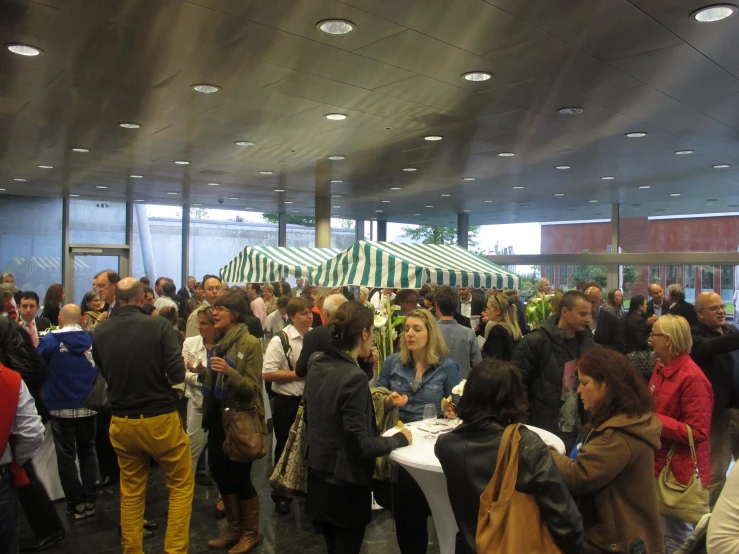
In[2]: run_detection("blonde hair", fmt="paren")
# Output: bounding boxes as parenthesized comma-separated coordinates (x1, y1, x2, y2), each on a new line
(399, 309, 449, 365)
(656, 314, 693, 356)
(549, 291, 564, 315)
(314, 291, 328, 308)
(488, 293, 522, 341)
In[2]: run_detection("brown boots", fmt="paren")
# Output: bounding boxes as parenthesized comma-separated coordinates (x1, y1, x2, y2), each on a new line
(208, 494, 261, 553)
(228, 497, 262, 554)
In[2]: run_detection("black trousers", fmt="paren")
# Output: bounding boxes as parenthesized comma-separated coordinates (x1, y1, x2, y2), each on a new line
(95, 411, 119, 481)
(17, 461, 65, 541)
(271, 393, 301, 502)
(208, 421, 256, 500)
(322, 522, 365, 554)
(50, 415, 98, 507)
(393, 467, 431, 554)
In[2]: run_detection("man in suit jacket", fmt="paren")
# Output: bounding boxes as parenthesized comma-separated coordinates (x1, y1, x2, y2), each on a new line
(667, 283, 698, 327)
(586, 285, 625, 353)
(176, 276, 196, 304)
(458, 286, 485, 319)
(645, 283, 670, 327)
(17, 291, 50, 347)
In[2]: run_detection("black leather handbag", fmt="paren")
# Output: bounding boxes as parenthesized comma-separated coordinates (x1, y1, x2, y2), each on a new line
(86, 373, 109, 412)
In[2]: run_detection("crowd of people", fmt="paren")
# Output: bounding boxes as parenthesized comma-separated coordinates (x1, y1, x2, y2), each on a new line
(1, 268, 739, 554)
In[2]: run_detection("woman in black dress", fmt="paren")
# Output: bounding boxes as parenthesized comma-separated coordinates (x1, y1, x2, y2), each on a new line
(482, 292, 522, 361)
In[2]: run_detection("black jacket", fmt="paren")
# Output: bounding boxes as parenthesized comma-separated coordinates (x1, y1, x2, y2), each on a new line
(691, 322, 739, 419)
(482, 324, 516, 361)
(510, 316, 600, 436)
(623, 310, 650, 354)
(593, 308, 625, 354)
(305, 348, 408, 486)
(645, 300, 670, 321)
(670, 300, 698, 327)
(295, 325, 373, 379)
(459, 293, 486, 318)
(435, 417, 584, 554)
(92, 305, 185, 417)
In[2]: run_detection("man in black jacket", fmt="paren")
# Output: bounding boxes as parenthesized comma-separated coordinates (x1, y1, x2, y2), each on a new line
(511, 291, 600, 451)
(666, 283, 698, 327)
(92, 278, 193, 553)
(645, 283, 670, 328)
(691, 291, 739, 507)
(586, 285, 625, 353)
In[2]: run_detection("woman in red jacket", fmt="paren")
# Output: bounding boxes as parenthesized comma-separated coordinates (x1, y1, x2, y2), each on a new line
(648, 314, 714, 554)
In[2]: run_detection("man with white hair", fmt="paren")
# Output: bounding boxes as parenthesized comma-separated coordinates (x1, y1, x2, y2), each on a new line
(667, 283, 698, 327)
(295, 294, 350, 377)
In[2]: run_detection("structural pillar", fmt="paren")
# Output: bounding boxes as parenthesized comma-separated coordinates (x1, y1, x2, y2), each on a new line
(376, 220, 387, 242)
(607, 203, 620, 291)
(457, 213, 469, 249)
(278, 212, 287, 246)
(355, 219, 365, 242)
(62, 196, 72, 299)
(315, 196, 331, 248)
(181, 202, 190, 286)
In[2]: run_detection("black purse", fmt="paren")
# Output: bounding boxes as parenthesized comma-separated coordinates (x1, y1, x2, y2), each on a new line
(86, 373, 109, 413)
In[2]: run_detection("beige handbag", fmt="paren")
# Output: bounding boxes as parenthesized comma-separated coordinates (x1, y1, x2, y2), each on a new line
(656, 424, 709, 523)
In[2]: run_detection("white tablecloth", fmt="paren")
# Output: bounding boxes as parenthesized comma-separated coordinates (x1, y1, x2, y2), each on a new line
(384, 421, 565, 554)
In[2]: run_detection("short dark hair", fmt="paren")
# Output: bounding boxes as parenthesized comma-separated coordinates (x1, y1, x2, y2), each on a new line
(250, 283, 262, 295)
(629, 295, 646, 312)
(434, 286, 458, 316)
(560, 290, 590, 314)
(286, 297, 311, 320)
(577, 349, 654, 430)
(395, 289, 418, 305)
(328, 301, 374, 351)
(276, 296, 290, 309)
(143, 286, 155, 297)
(162, 281, 177, 297)
(155, 276, 170, 288)
(20, 291, 40, 306)
(141, 304, 156, 316)
(280, 282, 292, 297)
(139, 276, 151, 286)
(116, 280, 144, 303)
(213, 293, 249, 324)
(456, 359, 528, 423)
(95, 270, 121, 284)
(202, 274, 221, 286)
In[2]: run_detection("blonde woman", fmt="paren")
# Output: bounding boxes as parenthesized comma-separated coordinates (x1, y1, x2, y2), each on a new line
(377, 308, 461, 554)
(262, 284, 277, 315)
(482, 292, 522, 361)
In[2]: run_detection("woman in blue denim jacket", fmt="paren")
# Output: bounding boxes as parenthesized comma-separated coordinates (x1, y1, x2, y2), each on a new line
(376, 308, 461, 554)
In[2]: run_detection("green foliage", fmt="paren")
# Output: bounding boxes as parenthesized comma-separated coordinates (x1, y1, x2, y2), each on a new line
(401, 225, 480, 247)
(526, 293, 552, 329)
(262, 213, 316, 227)
(569, 250, 607, 288)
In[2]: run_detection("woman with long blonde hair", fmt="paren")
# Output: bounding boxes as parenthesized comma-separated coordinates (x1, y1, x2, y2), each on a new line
(481, 292, 522, 361)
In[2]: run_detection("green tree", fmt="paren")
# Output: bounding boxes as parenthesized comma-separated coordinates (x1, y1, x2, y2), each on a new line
(175, 207, 210, 219)
(400, 225, 480, 247)
(569, 249, 607, 289)
(262, 213, 316, 226)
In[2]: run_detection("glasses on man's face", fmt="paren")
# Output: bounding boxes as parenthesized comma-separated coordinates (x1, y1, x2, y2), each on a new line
(204, 286, 220, 293)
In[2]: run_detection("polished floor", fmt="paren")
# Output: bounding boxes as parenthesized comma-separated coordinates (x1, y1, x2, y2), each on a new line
(20, 455, 440, 554)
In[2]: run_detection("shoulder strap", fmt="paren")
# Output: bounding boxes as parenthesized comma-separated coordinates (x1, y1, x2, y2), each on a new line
(480, 424, 521, 506)
(279, 331, 293, 371)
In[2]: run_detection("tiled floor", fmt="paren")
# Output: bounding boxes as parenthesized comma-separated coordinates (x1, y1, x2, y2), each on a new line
(21, 455, 440, 553)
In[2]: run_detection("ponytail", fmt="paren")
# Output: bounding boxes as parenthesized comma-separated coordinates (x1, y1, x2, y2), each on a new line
(490, 293, 522, 341)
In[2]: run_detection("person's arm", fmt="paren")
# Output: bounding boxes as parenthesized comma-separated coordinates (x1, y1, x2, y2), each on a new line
(483, 326, 507, 359)
(253, 301, 266, 328)
(633, 317, 650, 351)
(657, 374, 713, 445)
(262, 336, 299, 383)
(36, 334, 53, 362)
(226, 337, 263, 400)
(516, 431, 584, 554)
(12, 380, 45, 465)
(707, 462, 739, 554)
(691, 330, 739, 357)
(376, 356, 392, 388)
(162, 323, 186, 385)
(510, 334, 539, 422)
(91, 339, 104, 379)
(295, 330, 320, 379)
(469, 330, 483, 368)
(552, 432, 630, 496)
(609, 313, 626, 354)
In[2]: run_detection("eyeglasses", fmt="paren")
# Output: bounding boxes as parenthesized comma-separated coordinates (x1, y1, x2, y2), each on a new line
(701, 305, 726, 313)
(212, 306, 231, 314)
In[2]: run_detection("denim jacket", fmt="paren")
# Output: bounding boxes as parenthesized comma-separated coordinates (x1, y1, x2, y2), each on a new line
(377, 353, 461, 422)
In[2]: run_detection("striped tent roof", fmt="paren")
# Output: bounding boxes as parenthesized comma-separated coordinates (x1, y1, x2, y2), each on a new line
(6, 256, 88, 274)
(220, 246, 342, 283)
(310, 241, 520, 289)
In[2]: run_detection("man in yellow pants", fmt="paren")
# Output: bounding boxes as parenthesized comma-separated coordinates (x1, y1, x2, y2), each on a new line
(93, 277, 194, 553)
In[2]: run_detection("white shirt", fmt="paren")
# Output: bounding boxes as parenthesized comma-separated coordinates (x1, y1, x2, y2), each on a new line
(265, 310, 287, 334)
(262, 324, 306, 397)
(460, 298, 472, 319)
(0, 377, 45, 466)
(371, 292, 395, 311)
(181, 336, 209, 409)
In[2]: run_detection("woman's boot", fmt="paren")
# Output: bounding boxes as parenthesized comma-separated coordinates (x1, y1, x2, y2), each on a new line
(208, 494, 242, 549)
(228, 497, 261, 554)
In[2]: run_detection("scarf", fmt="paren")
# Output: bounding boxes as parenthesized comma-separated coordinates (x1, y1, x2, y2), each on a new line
(202, 324, 248, 403)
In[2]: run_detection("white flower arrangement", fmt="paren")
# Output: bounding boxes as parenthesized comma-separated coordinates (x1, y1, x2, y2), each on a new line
(452, 380, 467, 396)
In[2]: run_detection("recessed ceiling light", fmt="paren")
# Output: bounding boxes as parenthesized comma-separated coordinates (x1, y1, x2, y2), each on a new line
(555, 165, 571, 170)
(6, 44, 42, 56)
(389, 187, 402, 190)
(728, 204, 739, 208)
(425, 205, 434, 208)
(228, 197, 239, 200)
(69, 194, 80, 197)
(692, 5, 737, 22)
(206, 182, 219, 186)
(670, 193, 681, 197)
(462, 177, 476, 181)
(191, 84, 220, 94)
(522, 205, 530, 208)
(174, 160, 190, 165)
(462, 71, 492, 82)
(317, 19, 355, 34)
(72, 148, 90, 153)
(557, 107, 585, 115)
(512, 186, 524, 189)
(424, 135, 443, 141)
(440, 194, 451, 197)
(639, 185, 651, 189)
(192, 203, 202, 206)
(498, 152, 515, 157)
(259, 171, 273, 175)
(566, 208, 576, 211)
(381, 200, 391, 203)
(325, 113, 348, 121)
(589, 199, 599, 203)
(656, 208, 666, 212)
(413, 213, 421, 216)
(38, 165, 53, 169)
(327, 155, 345, 160)
(274, 189, 285, 192)
(631, 204, 641, 208)
(135, 199, 145, 202)
(330, 179, 344, 183)
(284, 201, 293, 204)
(291, 210, 299, 213)
(674, 150, 694, 155)
(96, 185, 108, 189)
(13, 178, 26, 182)
(167, 192, 178, 195)
(370, 217, 377, 220)
(403, 167, 417, 172)
(625, 132, 647, 138)
(554, 193, 565, 197)
(332, 205, 341, 208)
(601, 176, 615, 180)
(331, 194, 342, 198)
(483, 200, 494, 204)
(375, 209, 383, 213)
(119, 122, 140, 129)
(713, 164, 730, 168)
(235, 141, 254, 147)
(463, 209, 471, 213)
(130, 174, 143, 179)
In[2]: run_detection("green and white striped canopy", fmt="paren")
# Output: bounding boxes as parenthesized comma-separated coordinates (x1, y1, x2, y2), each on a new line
(310, 241, 520, 289)
(220, 246, 342, 283)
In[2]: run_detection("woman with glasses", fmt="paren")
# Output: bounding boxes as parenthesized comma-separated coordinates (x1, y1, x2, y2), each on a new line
(377, 309, 460, 554)
(203, 294, 265, 553)
(649, 315, 713, 553)
(481, 292, 522, 361)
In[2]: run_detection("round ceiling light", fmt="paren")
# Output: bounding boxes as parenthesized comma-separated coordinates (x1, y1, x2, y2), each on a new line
(6, 43, 42, 56)
(555, 165, 571, 170)
(601, 176, 615, 180)
(674, 150, 694, 155)
(557, 107, 586, 115)
(317, 19, 356, 34)
(375, 209, 383, 213)
(325, 113, 348, 120)
(130, 174, 143, 179)
(174, 160, 190, 165)
(119, 122, 140, 129)
(403, 167, 417, 172)
(206, 182, 219, 186)
(462, 71, 492, 82)
(413, 213, 421, 216)
(625, 132, 647, 138)
(135, 199, 145, 202)
(284, 201, 293, 204)
(38, 165, 53, 169)
(72, 148, 90, 153)
(327, 155, 345, 160)
(713, 164, 731, 168)
(235, 141, 254, 147)
(498, 152, 515, 157)
(191, 84, 220, 94)
(332, 205, 341, 208)
(425, 205, 433, 208)
(381, 200, 391, 203)
(462, 177, 476, 181)
(259, 171, 273, 175)
(424, 135, 443, 141)
(692, 4, 737, 22)
(13, 178, 26, 182)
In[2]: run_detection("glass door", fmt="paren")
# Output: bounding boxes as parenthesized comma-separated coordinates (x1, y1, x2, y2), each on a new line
(66, 245, 130, 305)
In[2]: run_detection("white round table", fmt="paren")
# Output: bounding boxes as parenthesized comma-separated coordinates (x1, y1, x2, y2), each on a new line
(384, 421, 565, 554)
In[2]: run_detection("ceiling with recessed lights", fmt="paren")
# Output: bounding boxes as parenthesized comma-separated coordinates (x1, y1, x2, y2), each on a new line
(1, 0, 739, 227)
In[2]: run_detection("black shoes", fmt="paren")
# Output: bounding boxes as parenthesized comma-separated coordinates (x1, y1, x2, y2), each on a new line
(275, 500, 290, 515)
(20, 529, 66, 552)
(118, 524, 155, 539)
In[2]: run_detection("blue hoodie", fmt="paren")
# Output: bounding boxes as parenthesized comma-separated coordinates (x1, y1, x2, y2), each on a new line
(39, 325, 98, 411)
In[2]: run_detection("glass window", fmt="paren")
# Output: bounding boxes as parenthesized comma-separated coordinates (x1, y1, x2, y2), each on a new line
(73, 256, 119, 306)
(0, 194, 63, 296)
(331, 219, 355, 249)
(667, 265, 679, 286)
(702, 265, 715, 292)
(69, 198, 126, 244)
(132, 205, 182, 285)
(720, 265, 734, 303)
